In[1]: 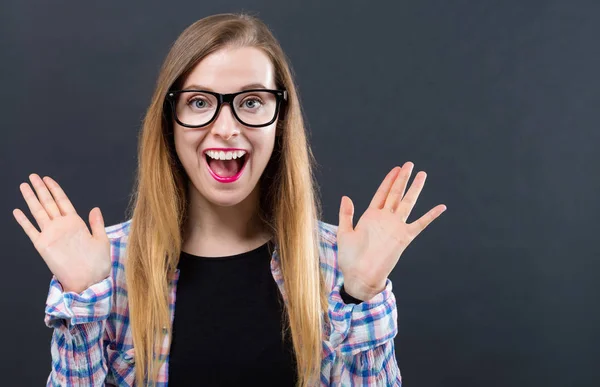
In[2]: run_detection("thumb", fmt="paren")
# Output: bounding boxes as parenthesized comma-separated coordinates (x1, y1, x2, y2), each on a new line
(89, 207, 107, 241)
(338, 196, 354, 234)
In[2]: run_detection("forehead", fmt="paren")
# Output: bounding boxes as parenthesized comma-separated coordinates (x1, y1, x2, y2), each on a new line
(182, 46, 276, 92)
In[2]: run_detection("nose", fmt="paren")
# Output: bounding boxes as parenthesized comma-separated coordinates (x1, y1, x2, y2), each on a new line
(210, 103, 240, 141)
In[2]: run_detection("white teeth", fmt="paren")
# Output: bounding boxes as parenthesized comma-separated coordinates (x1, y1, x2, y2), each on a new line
(205, 150, 247, 160)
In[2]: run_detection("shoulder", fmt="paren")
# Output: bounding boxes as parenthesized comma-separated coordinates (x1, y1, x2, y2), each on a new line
(317, 220, 338, 246)
(103, 219, 133, 289)
(105, 218, 132, 240)
(317, 220, 341, 292)
(104, 218, 132, 259)
(104, 219, 132, 265)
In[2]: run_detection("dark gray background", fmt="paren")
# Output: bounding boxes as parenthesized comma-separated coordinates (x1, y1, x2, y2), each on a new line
(2, 1, 599, 386)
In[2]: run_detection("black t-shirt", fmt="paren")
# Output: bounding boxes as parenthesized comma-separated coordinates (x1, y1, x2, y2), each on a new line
(167, 240, 298, 386)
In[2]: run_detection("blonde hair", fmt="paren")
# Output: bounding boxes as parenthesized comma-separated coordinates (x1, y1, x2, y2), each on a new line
(124, 13, 328, 386)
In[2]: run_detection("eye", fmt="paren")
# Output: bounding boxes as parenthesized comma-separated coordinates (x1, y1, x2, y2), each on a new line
(188, 97, 212, 110)
(241, 97, 263, 109)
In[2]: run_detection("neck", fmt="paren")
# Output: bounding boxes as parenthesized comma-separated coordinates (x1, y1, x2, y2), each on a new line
(182, 180, 272, 257)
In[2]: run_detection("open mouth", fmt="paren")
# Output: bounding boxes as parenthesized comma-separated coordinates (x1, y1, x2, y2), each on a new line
(204, 152, 248, 182)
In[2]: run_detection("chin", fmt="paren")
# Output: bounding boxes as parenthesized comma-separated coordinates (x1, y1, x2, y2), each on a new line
(203, 190, 252, 208)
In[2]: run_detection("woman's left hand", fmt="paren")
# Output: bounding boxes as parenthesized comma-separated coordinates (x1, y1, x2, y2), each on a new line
(336, 161, 447, 301)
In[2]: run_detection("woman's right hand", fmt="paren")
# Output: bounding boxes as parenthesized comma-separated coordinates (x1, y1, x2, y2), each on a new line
(13, 174, 111, 294)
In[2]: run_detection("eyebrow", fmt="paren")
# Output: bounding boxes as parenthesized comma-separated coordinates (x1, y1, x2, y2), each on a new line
(181, 83, 270, 92)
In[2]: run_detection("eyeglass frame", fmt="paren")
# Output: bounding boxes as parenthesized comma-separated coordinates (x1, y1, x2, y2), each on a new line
(165, 88, 288, 128)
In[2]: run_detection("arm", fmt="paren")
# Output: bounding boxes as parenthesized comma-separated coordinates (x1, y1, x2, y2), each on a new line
(326, 277, 402, 386)
(44, 274, 113, 387)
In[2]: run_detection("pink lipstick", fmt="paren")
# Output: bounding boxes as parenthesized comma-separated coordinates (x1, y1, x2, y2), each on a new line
(203, 148, 249, 183)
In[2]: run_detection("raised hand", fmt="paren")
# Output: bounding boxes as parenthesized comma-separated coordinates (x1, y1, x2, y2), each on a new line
(336, 162, 447, 301)
(13, 174, 111, 294)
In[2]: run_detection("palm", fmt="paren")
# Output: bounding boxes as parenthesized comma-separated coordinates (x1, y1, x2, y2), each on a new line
(13, 174, 111, 294)
(35, 214, 110, 293)
(338, 207, 411, 291)
(336, 162, 447, 300)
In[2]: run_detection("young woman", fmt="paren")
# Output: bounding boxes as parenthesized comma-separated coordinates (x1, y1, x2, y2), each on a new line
(13, 13, 446, 387)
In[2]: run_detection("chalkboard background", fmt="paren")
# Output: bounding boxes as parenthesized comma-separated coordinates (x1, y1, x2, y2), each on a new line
(2, 1, 598, 386)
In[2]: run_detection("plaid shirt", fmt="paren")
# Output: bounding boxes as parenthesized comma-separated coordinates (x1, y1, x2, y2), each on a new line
(44, 219, 402, 386)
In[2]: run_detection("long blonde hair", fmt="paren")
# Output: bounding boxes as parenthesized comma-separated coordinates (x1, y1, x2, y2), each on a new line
(124, 13, 328, 386)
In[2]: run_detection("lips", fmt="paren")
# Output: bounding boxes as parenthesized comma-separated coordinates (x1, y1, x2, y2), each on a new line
(203, 151, 249, 183)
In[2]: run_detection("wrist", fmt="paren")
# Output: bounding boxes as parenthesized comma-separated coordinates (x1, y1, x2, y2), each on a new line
(343, 278, 386, 302)
(340, 284, 364, 304)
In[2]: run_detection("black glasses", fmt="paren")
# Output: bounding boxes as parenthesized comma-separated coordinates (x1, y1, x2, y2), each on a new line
(165, 88, 287, 128)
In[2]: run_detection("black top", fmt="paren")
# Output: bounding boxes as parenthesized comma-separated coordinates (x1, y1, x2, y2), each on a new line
(167, 240, 298, 386)
(167, 239, 364, 386)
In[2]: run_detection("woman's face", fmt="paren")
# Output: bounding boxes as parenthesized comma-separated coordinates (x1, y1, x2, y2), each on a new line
(173, 46, 279, 208)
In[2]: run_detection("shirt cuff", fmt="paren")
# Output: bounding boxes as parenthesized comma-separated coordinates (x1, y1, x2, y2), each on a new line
(327, 278, 398, 356)
(44, 274, 113, 330)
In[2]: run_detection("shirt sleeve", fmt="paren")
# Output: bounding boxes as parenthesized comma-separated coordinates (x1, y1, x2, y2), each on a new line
(44, 274, 113, 386)
(326, 277, 402, 386)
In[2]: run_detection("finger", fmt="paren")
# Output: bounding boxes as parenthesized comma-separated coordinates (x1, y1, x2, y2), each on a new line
(384, 162, 414, 211)
(408, 205, 447, 238)
(28, 174, 61, 219)
(368, 166, 402, 210)
(12, 208, 41, 246)
(19, 182, 50, 230)
(396, 171, 427, 222)
(338, 196, 355, 234)
(43, 176, 77, 216)
(89, 207, 108, 241)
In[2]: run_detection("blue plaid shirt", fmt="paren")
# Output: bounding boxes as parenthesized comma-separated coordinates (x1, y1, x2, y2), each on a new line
(44, 219, 402, 386)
